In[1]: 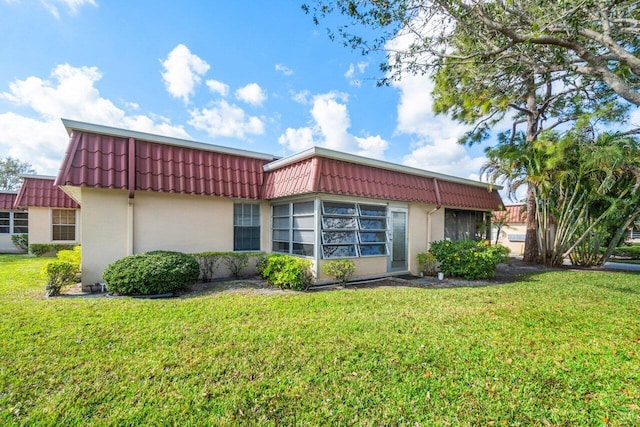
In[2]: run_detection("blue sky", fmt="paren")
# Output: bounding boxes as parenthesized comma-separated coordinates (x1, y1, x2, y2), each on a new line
(0, 0, 492, 185)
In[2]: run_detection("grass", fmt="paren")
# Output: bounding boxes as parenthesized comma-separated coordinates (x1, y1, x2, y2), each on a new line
(1, 254, 639, 425)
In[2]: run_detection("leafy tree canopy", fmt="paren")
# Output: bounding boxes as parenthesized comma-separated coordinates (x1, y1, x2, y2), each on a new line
(0, 157, 35, 191)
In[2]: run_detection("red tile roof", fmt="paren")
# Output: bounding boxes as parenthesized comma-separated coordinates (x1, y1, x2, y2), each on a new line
(263, 156, 503, 210)
(0, 192, 18, 210)
(14, 176, 80, 209)
(493, 205, 526, 223)
(56, 130, 273, 200)
(56, 121, 503, 211)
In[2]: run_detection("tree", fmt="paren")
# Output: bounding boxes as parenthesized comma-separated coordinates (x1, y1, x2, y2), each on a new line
(304, 0, 638, 262)
(303, 0, 640, 105)
(483, 127, 640, 266)
(0, 157, 35, 191)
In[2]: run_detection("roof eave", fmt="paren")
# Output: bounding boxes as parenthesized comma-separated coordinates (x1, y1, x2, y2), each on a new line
(263, 146, 503, 191)
(61, 118, 278, 162)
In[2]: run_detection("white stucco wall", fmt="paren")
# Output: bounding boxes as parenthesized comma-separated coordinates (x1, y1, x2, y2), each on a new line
(27, 206, 81, 245)
(79, 188, 270, 287)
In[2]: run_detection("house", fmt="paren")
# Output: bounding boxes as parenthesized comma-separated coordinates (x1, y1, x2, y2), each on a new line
(0, 191, 28, 253)
(492, 204, 526, 255)
(13, 175, 81, 247)
(55, 119, 503, 289)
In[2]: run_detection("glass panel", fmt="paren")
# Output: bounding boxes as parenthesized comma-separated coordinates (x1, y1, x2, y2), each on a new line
(322, 216, 357, 230)
(359, 205, 386, 217)
(322, 201, 356, 215)
(293, 201, 314, 215)
(322, 245, 357, 258)
(293, 215, 314, 229)
(272, 204, 290, 217)
(391, 211, 407, 269)
(272, 229, 289, 241)
(293, 230, 315, 243)
(272, 217, 290, 229)
(359, 218, 386, 230)
(272, 241, 289, 253)
(322, 231, 357, 244)
(360, 244, 387, 256)
(292, 243, 314, 256)
(359, 231, 386, 243)
(0, 212, 9, 234)
(53, 225, 75, 241)
(234, 227, 260, 251)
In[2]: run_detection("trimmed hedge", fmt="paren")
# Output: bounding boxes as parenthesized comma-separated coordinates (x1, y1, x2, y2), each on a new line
(613, 245, 640, 259)
(103, 251, 199, 295)
(43, 261, 77, 297)
(260, 254, 313, 290)
(29, 243, 77, 257)
(429, 240, 509, 280)
(191, 251, 265, 281)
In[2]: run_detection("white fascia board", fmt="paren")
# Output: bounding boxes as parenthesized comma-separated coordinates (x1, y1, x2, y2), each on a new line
(263, 146, 502, 190)
(18, 174, 56, 180)
(61, 118, 278, 162)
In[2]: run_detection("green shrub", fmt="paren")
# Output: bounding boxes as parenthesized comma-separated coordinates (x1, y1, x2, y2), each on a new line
(103, 251, 199, 295)
(429, 240, 509, 280)
(613, 245, 640, 259)
(322, 259, 356, 285)
(56, 246, 81, 268)
(417, 252, 437, 276)
(192, 252, 223, 282)
(11, 234, 28, 251)
(43, 261, 77, 297)
(261, 254, 313, 290)
(29, 243, 76, 257)
(222, 252, 250, 278)
(191, 251, 265, 281)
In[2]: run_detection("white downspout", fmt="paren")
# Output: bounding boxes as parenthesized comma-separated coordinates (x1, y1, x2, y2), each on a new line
(127, 198, 134, 255)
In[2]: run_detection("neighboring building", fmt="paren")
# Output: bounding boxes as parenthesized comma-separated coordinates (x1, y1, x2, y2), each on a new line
(55, 119, 503, 289)
(492, 204, 526, 255)
(14, 175, 81, 246)
(0, 191, 28, 253)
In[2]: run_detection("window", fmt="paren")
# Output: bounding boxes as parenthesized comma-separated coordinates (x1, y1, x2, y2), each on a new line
(444, 209, 491, 241)
(52, 209, 76, 241)
(321, 201, 388, 258)
(0, 211, 29, 234)
(0, 212, 9, 234)
(233, 203, 260, 251)
(272, 201, 315, 257)
(13, 212, 28, 234)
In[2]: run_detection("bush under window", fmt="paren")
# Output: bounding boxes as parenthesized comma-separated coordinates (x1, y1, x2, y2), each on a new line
(260, 254, 313, 290)
(429, 240, 509, 280)
(103, 251, 199, 295)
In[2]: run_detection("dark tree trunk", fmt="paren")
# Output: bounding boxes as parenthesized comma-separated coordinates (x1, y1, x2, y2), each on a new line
(523, 186, 539, 263)
(522, 81, 539, 263)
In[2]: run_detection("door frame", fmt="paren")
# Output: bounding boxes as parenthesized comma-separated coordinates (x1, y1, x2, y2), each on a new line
(388, 206, 408, 272)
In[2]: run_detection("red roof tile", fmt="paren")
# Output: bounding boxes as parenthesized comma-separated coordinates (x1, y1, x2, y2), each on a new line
(0, 192, 18, 210)
(493, 205, 526, 223)
(56, 122, 502, 211)
(14, 177, 80, 209)
(263, 156, 503, 210)
(56, 131, 272, 200)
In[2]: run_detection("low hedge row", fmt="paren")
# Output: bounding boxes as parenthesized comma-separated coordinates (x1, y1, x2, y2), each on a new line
(30, 243, 77, 257)
(103, 251, 199, 295)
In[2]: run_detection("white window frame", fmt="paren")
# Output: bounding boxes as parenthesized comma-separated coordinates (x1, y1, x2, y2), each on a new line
(51, 209, 77, 242)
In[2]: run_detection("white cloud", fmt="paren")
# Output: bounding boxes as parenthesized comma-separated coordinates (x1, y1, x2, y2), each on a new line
(382, 27, 487, 180)
(35, 0, 97, 18)
(0, 64, 189, 175)
(275, 64, 293, 76)
(290, 89, 311, 105)
(161, 44, 210, 104)
(278, 91, 388, 158)
(205, 79, 229, 97)
(235, 83, 267, 106)
(344, 61, 369, 86)
(188, 100, 265, 139)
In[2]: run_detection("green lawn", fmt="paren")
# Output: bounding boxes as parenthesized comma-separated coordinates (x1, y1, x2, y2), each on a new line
(1, 255, 639, 426)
